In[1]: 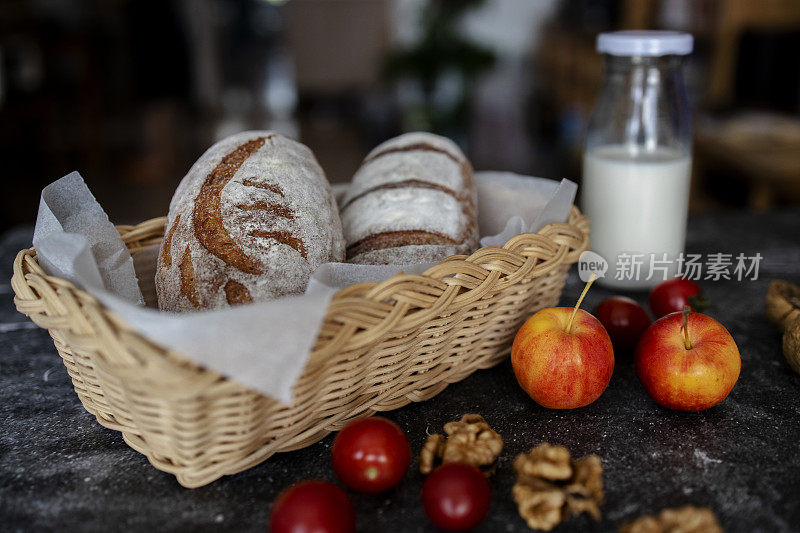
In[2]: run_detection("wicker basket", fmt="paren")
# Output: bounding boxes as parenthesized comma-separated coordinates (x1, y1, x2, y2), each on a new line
(11, 207, 589, 487)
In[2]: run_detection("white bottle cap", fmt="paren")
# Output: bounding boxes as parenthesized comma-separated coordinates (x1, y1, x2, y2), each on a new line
(597, 31, 693, 56)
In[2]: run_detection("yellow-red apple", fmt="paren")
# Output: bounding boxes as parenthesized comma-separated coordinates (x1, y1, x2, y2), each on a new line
(511, 276, 615, 409)
(635, 308, 740, 411)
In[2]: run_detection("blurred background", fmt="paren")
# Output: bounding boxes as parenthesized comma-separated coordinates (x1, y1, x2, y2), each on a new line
(1, 0, 800, 232)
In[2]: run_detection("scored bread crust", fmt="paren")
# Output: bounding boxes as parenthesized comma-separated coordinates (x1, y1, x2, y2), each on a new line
(156, 131, 345, 311)
(341, 132, 479, 265)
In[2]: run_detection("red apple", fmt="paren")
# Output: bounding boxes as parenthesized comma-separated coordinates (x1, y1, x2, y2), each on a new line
(595, 296, 651, 352)
(635, 307, 740, 411)
(511, 275, 615, 409)
(649, 278, 709, 318)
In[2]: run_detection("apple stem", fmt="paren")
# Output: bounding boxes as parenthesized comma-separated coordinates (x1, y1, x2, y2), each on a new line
(681, 305, 693, 350)
(566, 273, 597, 334)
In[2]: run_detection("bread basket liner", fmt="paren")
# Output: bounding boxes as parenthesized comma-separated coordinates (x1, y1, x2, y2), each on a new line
(11, 208, 589, 487)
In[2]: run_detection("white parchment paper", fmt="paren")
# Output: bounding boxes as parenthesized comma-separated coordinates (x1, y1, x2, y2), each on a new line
(32, 171, 575, 404)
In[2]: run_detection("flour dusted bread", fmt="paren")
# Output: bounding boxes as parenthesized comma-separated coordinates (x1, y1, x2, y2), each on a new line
(156, 131, 344, 311)
(341, 132, 479, 264)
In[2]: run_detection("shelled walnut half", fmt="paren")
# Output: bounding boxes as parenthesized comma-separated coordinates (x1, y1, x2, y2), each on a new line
(419, 414, 503, 476)
(620, 505, 723, 533)
(765, 279, 800, 374)
(512, 443, 603, 531)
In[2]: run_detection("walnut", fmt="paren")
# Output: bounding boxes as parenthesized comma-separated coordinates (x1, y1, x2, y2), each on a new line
(419, 434, 445, 474)
(563, 455, 603, 520)
(765, 279, 800, 330)
(512, 443, 603, 531)
(783, 314, 800, 374)
(419, 414, 503, 475)
(513, 442, 572, 481)
(765, 280, 800, 374)
(512, 479, 565, 531)
(620, 505, 723, 533)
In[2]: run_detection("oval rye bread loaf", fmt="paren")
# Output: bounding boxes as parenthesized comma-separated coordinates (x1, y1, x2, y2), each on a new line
(341, 132, 479, 264)
(156, 131, 345, 312)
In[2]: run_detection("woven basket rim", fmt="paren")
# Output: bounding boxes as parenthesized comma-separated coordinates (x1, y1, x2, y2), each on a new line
(12, 206, 589, 390)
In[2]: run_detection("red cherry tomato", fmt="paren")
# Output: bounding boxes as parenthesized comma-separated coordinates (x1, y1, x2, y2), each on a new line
(331, 417, 411, 493)
(421, 463, 491, 531)
(270, 480, 355, 533)
(595, 296, 651, 351)
(649, 278, 709, 318)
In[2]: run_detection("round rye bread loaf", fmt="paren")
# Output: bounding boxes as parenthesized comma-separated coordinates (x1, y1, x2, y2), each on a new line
(155, 131, 345, 312)
(341, 132, 479, 265)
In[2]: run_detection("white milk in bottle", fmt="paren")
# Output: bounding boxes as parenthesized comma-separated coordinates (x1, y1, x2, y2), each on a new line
(582, 31, 694, 288)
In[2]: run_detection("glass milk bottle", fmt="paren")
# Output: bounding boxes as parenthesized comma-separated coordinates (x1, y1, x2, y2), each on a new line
(582, 31, 693, 289)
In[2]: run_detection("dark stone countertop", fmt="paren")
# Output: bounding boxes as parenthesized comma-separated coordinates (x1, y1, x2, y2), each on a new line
(1, 210, 799, 533)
